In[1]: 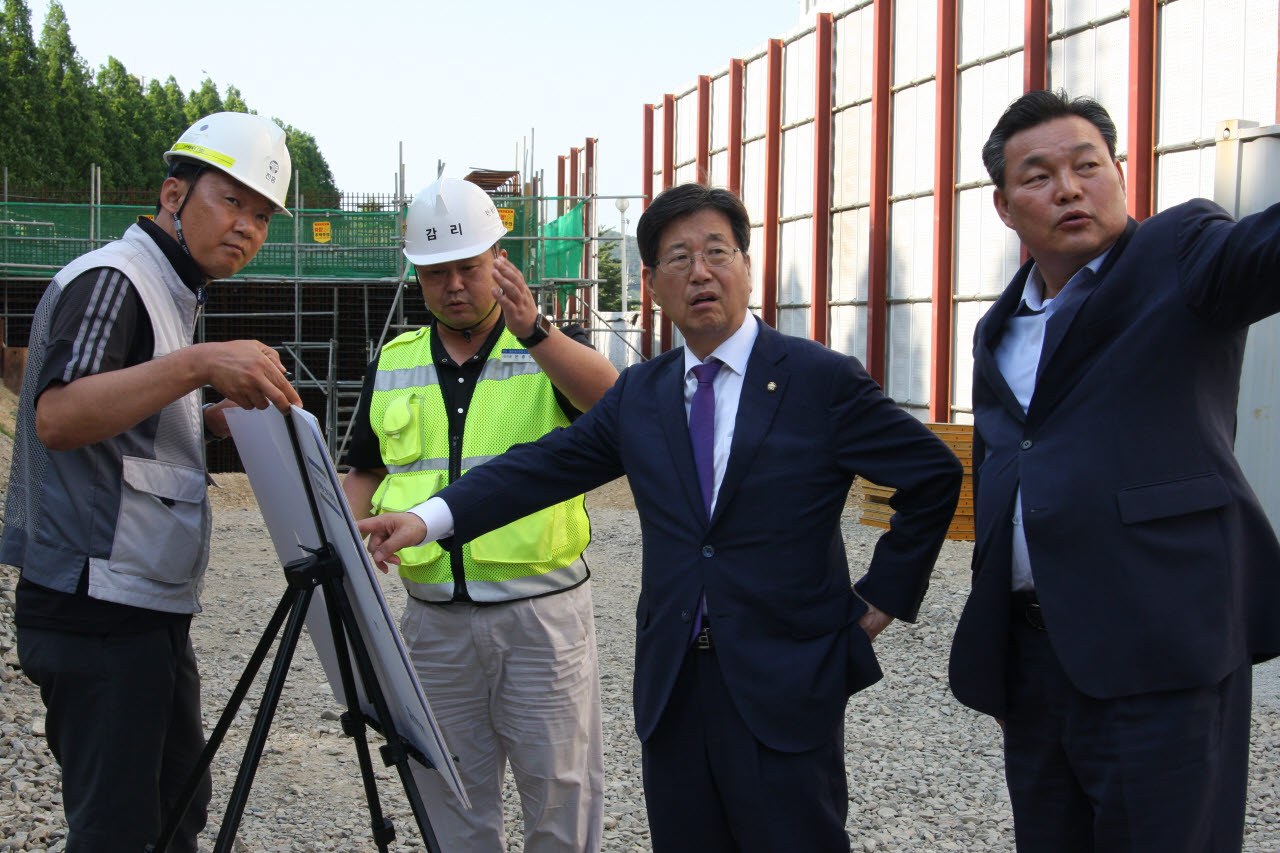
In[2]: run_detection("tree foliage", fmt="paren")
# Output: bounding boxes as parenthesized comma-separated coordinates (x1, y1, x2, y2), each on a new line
(0, 0, 47, 180)
(273, 122, 338, 205)
(0, 0, 339, 201)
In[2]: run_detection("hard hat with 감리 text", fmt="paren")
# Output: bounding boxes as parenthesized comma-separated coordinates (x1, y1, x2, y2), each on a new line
(403, 178, 509, 265)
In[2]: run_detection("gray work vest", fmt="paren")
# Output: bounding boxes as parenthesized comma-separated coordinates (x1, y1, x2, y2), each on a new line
(0, 224, 212, 613)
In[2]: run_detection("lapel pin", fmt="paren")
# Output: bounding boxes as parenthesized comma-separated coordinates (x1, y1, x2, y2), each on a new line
(766, 381, 777, 392)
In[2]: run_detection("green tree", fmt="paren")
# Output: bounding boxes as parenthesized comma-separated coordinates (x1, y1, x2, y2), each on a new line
(185, 77, 224, 122)
(0, 0, 344, 199)
(275, 121, 338, 206)
(143, 75, 190, 177)
(595, 228, 623, 312)
(0, 0, 50, 182)
(95, 56, 148, 187)
(39, 0, 102, 186)
(223, 84, 248, 113)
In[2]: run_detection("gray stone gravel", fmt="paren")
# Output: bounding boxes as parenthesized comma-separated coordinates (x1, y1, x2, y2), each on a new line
(1, 481, 1278, 852)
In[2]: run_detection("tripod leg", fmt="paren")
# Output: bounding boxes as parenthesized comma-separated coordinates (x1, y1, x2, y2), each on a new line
(149, 584, 304, 853)
(388, 740, 445, 853)
(211, 584, 317, 853)
(320, 583, 396, 853)
(322, 577, 445, 853)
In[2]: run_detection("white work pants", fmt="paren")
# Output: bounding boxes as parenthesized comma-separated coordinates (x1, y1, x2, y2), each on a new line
(402, 579, 604, 853)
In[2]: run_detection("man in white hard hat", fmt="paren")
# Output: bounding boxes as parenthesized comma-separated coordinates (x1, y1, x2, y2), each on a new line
(342, 177, 618, 852)
(4, 111, 302, 853)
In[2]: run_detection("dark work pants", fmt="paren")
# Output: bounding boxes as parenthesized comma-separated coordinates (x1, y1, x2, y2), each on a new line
(641, 643, 850, 853)
(1003, 617, 1251, 853)
(17, 622, 212, 853)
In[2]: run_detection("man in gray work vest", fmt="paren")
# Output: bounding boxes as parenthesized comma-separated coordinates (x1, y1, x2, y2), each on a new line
(3, 112, 301, 852)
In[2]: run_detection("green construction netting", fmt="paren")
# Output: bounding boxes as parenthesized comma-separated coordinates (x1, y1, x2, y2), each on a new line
(539, 203, 584, 283)
(0, 197, 543, 282)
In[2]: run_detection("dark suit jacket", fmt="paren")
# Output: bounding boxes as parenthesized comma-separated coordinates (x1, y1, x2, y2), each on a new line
(949, 199, 1280, 719)
(438, 319, 962, 752)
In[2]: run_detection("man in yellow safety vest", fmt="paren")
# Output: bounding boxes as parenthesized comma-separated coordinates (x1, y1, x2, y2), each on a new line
(342, 177, 618, 852)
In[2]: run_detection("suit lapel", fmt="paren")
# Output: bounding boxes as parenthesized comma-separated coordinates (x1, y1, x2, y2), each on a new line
(1030, 218, 1137, 419)
(712, 325, 788, 526)
(656, 350, 708, 521)
(975, 269, 1031, 423)
(1033, 273, 1099, 382)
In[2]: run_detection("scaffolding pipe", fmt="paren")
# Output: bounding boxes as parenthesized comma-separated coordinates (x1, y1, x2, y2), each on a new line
(293, 170, 304, 380)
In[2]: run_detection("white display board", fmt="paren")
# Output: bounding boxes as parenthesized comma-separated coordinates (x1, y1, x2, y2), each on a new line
(225, 405, 468, 806)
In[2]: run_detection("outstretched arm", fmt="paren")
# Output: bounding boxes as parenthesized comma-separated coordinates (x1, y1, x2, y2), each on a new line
(37, 339, 302, 451)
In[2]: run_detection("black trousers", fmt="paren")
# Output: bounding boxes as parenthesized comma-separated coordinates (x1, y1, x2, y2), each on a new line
(641, 642, 850, 853)
(1003, 616, 1251, 853)
(18, 621, 211, 853)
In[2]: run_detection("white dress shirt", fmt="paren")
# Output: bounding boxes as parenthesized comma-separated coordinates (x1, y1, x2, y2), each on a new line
(994, 253, 1107, 591)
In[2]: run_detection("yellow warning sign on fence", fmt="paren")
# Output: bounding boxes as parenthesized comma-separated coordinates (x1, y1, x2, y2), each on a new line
(497, 208, 515, 231)
(313, 221, 331, 244)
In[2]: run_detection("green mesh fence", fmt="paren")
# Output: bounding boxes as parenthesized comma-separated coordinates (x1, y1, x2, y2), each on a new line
(0, 203, 97, 275)
(1, 195, 546, 283)
(0, 201, 405, 280)
(253, 210, 402, 278)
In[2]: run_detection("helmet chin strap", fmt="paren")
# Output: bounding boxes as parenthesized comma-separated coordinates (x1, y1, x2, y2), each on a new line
(168, 166, 211, 316)
(434, 300, 498, 343)
(170, 166, 206, 264)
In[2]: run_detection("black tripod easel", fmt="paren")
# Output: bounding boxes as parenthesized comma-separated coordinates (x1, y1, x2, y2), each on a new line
(148, 417, 446, 853)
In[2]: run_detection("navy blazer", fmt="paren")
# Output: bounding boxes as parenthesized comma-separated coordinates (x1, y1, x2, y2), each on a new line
(950, 199, 1280, 719)
(438, 319, 962, 752)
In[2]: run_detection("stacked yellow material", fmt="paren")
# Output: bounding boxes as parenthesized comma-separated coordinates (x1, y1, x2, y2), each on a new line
(856, 423, 974, 541)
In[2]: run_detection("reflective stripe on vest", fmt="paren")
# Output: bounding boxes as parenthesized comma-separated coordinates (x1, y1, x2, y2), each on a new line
(368, 325, 590, 602)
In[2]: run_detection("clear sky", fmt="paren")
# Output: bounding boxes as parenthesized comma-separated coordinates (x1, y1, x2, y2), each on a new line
(30, 0, 804, 226)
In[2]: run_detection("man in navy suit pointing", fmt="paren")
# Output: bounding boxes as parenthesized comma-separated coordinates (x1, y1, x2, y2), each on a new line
(950, 90, 1280, 852)
(361, 184, 961, 852)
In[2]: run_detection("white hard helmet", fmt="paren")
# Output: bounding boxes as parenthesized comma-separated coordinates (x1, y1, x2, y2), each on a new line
(164, 112, 293, 216)
(403, 178, 508, 265)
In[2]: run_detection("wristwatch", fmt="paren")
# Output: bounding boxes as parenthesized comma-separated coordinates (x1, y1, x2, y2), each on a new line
(517, 312, 551, 348)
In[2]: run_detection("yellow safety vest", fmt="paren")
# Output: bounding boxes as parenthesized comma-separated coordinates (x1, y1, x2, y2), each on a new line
(368, 324, 591, 602)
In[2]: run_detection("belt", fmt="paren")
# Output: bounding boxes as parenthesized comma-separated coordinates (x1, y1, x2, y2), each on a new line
(693, 625, 714, 650)
(1011, 590, 1045, 631)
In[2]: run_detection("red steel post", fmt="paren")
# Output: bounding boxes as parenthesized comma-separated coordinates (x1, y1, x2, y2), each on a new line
(811, 14, 834, 345)
(930, 1, 958, 423)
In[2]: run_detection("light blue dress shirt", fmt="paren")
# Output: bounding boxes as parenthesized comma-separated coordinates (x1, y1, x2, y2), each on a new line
(994, 252, 1108, 591)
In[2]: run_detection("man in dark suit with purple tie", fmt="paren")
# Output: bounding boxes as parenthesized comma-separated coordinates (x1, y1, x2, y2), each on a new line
(949, 89, 1280, 852)
(360, 183, 962, 852)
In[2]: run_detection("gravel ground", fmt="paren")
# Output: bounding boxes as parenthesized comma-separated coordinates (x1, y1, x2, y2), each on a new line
(1, 414, 1278, 851)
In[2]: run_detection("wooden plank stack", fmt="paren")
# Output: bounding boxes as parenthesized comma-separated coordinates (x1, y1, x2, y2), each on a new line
(856, 422, 974, 541)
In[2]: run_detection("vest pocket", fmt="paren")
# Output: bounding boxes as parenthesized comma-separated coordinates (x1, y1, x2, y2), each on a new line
(372, 472, 445, 567)
(469, 503, 563, 564)
(109, 456, 207, 584)
(381, 395, 423, 466)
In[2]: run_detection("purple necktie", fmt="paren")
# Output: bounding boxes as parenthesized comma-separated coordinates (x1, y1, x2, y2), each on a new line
(688, 359, 721, 647)
(689, 360, 722, 515)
